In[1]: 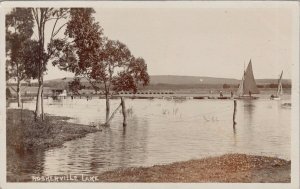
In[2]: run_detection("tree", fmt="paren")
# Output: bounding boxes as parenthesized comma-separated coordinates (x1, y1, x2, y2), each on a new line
(6, 8, 34, 107)
(68, 77, 85, 95)
(30, 8, 70, 120)
(99, 39, 133, 122)
(53, 8, 150, 125)
(223, 83, 230, 89)
(112, 57, 150, 93)
(6, 87, 12, 99)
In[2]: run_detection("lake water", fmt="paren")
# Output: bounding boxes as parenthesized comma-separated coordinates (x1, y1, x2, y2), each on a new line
(7, 95, 291, 180)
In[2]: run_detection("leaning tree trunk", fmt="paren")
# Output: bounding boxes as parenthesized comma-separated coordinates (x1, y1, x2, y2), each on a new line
(17, 79, 21, 108)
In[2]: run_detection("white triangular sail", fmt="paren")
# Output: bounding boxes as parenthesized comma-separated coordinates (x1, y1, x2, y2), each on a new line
(276, 71, 283, 96)
(237, 74, 244, 96)
(237, 60, 259, 96)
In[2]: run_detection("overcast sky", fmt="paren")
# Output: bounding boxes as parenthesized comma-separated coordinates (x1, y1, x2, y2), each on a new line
(6, 2, 298, 80)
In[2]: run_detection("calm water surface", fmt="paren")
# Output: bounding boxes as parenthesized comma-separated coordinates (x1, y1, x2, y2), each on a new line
(7, 95, 291, 178)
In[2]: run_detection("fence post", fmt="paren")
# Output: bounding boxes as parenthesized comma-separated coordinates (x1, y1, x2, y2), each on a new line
(121, 97, 127, 127)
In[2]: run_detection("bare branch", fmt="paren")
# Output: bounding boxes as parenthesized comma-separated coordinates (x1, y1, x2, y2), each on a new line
(82, 71, 100, 92)
(45, 16, 68, 21)
(50, 17, 59, 43)
(52, 22, 67, 38)
(8, 86, 17, 93)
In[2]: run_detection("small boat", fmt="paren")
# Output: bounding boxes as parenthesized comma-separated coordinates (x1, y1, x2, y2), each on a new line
(217, 97, 230, 99)
(194, 96, 205, 99)
(270, 71, 283, 100)
(208, 96, 217, 99)
(235, 59, 259, 99)
(281, 102, 291, 108)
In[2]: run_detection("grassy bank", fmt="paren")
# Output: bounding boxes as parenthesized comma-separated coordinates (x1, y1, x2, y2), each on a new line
(98, 154, 290, 183)
(7, 109, 99, 151)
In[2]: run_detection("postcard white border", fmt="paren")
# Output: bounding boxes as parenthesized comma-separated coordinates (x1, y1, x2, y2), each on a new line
(0, 1, 299, 189)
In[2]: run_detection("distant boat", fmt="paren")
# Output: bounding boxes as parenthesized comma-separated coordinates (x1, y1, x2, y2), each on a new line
(235, 59, 259, 99)
(270, 71, 283, 100)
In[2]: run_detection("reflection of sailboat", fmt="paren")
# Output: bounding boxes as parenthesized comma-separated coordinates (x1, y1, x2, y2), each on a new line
(235, 59, 259, 99)
(270, 71, 283, 100)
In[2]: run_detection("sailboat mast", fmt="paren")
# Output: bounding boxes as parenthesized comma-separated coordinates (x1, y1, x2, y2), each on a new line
(277, 71, 283, 96)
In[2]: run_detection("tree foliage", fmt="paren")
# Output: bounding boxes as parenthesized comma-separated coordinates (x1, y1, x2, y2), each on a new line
(30, 8, 70, 120)
(112, 57, 150, 93)
(6, 8, 34, 82)
(68, 77, 85, 95)
(52, 8, 150, 123)
(223, 83, 230, 89)
(54, 8, 150, 95)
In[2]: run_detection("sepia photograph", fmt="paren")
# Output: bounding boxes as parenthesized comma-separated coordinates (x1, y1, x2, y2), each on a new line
(0, 1, 299, 188)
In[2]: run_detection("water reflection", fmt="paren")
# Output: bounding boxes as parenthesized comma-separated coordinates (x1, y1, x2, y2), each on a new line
(243, 100, 255, 143)
(7, 97, 291, 179)
(7, 147, 45, 181)
(41, 115, 150, 175)
(118, 115, 149, 168)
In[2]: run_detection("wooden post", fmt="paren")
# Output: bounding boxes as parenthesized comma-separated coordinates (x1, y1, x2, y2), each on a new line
(121, 97, 127, 127)
(233, 100, 237, 125)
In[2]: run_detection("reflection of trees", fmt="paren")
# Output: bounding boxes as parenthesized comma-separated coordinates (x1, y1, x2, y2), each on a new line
(61, 115, 150, 174)
(118, 115, 149, 168)
(87, 116, 149, 172)
(7, 147, 45, 181)
(8, 114, 151, 177)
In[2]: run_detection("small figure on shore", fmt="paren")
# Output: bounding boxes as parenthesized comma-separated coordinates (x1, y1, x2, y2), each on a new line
(230, 91, 233, 98)
(249, 91, 252, 97)
(219, 91, 223, 97)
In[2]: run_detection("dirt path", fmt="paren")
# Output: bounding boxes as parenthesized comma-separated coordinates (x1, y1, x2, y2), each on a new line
(98, 154, 290, 183)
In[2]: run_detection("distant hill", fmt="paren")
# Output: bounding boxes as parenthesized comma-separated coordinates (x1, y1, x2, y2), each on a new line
(43, 75, 291, 88)
(150, 75, 291, 85)
(150, 75, 239, 85)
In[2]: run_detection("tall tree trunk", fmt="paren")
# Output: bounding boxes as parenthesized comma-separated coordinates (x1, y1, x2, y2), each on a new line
(34, 9, 46, 121)
(35, 78, 44, 120)
(17, 79, 21, 108)
(41, 77, 44, 120)
(105, 93, 110, 124)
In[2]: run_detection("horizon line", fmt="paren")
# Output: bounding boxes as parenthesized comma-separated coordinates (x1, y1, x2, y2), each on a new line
(41, 74, 291, 82)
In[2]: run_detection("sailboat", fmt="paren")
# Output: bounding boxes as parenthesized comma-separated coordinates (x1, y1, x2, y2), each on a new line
(235, 59, 259, 99)
(270, 71, 283, 100)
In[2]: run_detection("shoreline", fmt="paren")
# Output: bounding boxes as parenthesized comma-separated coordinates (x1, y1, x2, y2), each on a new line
(12, 154, 290, 183)
(6, 109, 100, 151)
(97, 153, 291, 183)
